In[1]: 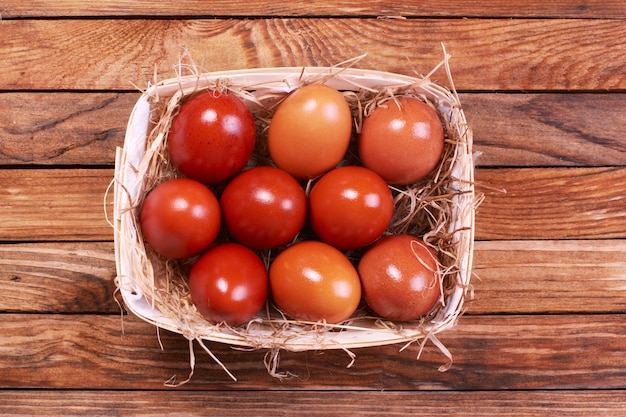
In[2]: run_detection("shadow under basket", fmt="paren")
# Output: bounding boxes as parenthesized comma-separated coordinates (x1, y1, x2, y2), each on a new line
(112, 58, 477, 382)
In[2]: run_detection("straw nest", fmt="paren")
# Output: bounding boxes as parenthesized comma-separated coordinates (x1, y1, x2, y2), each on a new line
(111, 49, 478, 384)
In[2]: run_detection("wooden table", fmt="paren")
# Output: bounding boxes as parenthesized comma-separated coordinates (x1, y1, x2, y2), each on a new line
(1, 2, 625, 415)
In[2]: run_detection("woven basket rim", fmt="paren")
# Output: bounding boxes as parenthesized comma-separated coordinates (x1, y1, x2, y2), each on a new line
(112, 63, 476, 355)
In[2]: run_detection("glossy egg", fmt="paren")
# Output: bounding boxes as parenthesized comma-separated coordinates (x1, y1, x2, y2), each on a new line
(189, 243, 269, 326)
(308, 166, 394, 250)
(269, 240, 362, 324)
(358, 97, 444, 185)
(168, 91, 256, 184)
(220, 166, 307, 250)
(358, 234, 441, 321)
(140, 178, 221, 259)
(268, 84, 352, 180)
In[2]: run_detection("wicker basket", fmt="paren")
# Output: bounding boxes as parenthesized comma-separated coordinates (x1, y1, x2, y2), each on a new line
(112, 55, 476, 380)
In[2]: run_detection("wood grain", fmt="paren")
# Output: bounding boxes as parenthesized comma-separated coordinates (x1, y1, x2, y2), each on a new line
(2, 167, 624, 241)
(2, 240, 624, 315)
(0, 313, 624, 390)
(2, 19, 626, 91)
(0, 169, 114, 241)
(0, 242, 117, 313)
(1, 389, 625, 416)
(3, 0, 625, 18)
(464, 93, 626, 167)
(472, 240, 626, 314)
(2, 92, 626, 167)
(1, 0, 625, 413)
(476, 167, 626, 240)
(0, 93, 136, 166)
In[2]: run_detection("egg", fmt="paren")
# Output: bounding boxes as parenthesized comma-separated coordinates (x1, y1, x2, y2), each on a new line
(268, 84, 352, 180)
(358, 234, 441, 321)
(359, 97, 444, 185)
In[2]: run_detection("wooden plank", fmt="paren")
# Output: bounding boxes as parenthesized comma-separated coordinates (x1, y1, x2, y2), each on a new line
(472, 240, 626, 314)
(0, 242, 117, 313)
(2, 240, 624, 315)
(0, 93, 135, 166)
(2, 19, 625, 91)
(476, 167, 626, 240)
(2, 92, 626, 167)
(2, 167, 625, 241)
(2, 0, 625, 19)
(0, 168, 114, 241)
(464, 93, 626, 167)
(0, 313, 624, 390)
(0, 389, 625, 417)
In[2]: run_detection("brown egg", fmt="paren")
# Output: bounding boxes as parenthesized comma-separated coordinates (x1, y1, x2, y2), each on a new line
(358, 97, 444, 185)
(268, 84, 352, 180)
(357, 234, 441, 321)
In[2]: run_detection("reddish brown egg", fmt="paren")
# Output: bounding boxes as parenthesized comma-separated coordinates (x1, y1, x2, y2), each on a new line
(358, 234, 441, 321)
(168, 91, 256, 185)
(358, 97, 444, 185)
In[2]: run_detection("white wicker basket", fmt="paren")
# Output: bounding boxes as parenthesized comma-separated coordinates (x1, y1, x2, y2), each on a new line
(113, 56, 476, 379)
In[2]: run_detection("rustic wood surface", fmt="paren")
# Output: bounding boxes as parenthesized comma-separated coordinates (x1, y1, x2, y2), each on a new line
(1, 1, 625, 415)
